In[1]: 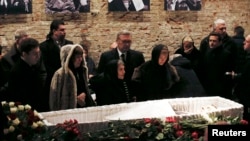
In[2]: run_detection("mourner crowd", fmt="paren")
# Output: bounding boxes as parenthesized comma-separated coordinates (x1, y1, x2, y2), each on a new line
(0, 19, 249, 123)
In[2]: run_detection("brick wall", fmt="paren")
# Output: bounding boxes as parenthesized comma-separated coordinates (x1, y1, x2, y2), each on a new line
(0, 0, 250, 64)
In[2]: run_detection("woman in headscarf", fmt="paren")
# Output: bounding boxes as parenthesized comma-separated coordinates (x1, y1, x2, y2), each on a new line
(89, 59, 135, 106)
(50, 44, 95, 111)
(132, 44, 179, 101)
(174, 36, 201, 74)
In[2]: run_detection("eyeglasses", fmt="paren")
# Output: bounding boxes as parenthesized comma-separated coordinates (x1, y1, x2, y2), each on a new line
(120, 40, 132, 44)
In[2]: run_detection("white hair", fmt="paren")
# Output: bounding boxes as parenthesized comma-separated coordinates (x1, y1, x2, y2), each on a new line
(213, 19, 226, 29)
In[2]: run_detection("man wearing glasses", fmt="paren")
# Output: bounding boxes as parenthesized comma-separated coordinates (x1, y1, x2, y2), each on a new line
(97, 30, 145, 96)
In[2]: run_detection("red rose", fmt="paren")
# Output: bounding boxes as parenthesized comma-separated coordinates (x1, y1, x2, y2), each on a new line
(191, 131, 199, 139)
(144, 118, 151, 123)
(166, 117, 176, 123)
(173, 123, 181, 130)
(175, 130, 183, 137)
(240, 119, 248, 125)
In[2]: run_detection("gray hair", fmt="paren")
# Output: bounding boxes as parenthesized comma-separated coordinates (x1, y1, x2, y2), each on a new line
(213, 19, 226, 30)
(14, 29, 28, 41)
(116, 30, 131, 40)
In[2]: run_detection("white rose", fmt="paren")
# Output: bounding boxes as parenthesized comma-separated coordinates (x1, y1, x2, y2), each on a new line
(13, 118, 20, 126)
(31, 122, 38, 129)
(18, 105, 24, 111)
(1, 101, 7, 106)
(34, 110, 38, 116)
(24, 104, 31, 110)
(37, 121, 45, 127)
(3, 128, 9, 134)
(17, 134, 23, 140)
(9, 126, 15, 132)
(9, 102, 15, 107)
(10, 107, 18, 113)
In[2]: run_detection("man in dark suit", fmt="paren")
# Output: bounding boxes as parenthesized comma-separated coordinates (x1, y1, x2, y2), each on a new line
(97, 30, 145, 93)
(40, 19, 73, 111)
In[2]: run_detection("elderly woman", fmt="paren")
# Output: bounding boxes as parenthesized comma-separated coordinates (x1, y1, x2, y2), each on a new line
(132, 44, 180, 101)
(89, 59, 135, 106)
(50, 44, 95, 111)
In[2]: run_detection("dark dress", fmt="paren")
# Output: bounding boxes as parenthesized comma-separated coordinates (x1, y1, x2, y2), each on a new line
(90, 60, 132, 106)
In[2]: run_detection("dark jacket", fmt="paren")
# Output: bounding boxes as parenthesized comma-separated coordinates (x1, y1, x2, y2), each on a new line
(233, 53, 250, 121)
(234, 54, 250, 105)
(174, 44, 201, 74)
(8, 59, 46, 112)
(198, 45, 234, 99)
(97, 48, 145, 88)
(0, 45, 47, 102)
(90, 59, 133, 106)
(132, 45, 179, 101)
(200, 34, 237, 71)
(169, 55, 206, 98)
(86, 56, 97, 76)
(232, 35, 246, 73)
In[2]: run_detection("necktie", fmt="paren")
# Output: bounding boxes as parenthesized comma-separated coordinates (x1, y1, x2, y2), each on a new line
(123, 81, 130, 102)
(121, 53, 126, 63)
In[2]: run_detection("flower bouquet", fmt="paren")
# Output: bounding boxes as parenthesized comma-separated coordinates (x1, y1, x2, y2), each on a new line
(1, 101, 81, 141)
(1, 101, 47, 141)
(82, 116, 248, 141)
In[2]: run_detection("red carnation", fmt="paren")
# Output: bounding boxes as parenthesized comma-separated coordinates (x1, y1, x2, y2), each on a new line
(240, 119, 248, 125)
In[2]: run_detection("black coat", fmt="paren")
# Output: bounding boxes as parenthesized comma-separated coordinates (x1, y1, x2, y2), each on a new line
(232, 35, 246, 73)
(174, 45, 201, 74)
(131, 45, 179, 101)
(169, 55, 206, 98)
(40, 38, 73, 82)
(200, 34, 237, 71)
(234, 54, 250, 105)
(8, 59, 46, 112)
(198, 45, 234, 99)
(233, 54, 250, 121)
(0, 45, 47, 102)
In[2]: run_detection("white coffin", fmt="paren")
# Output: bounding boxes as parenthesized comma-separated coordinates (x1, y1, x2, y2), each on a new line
(40, 96, 243, 132)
